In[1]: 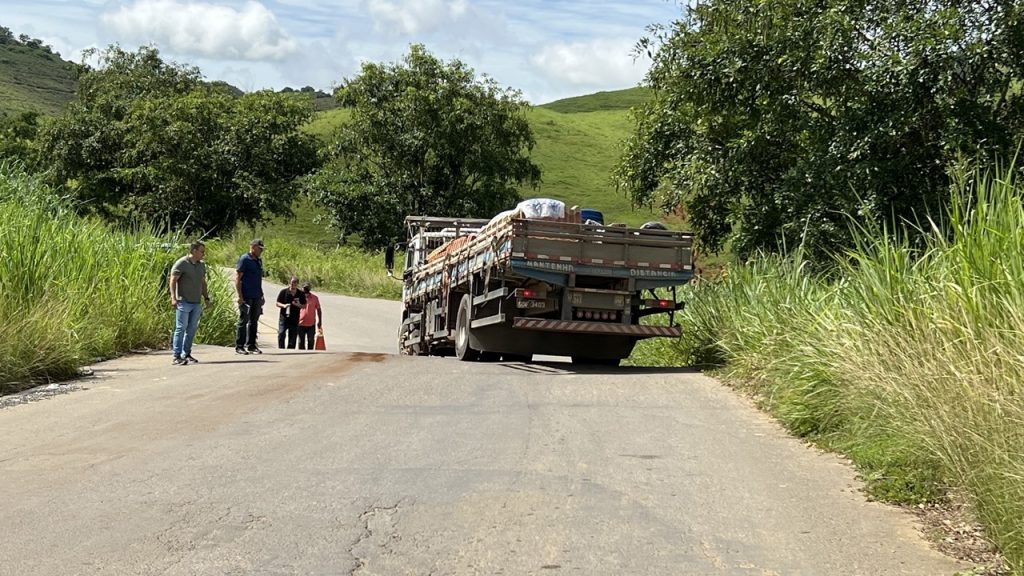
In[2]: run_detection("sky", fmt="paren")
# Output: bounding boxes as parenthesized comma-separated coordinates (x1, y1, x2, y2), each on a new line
(4, 0, 682, 104)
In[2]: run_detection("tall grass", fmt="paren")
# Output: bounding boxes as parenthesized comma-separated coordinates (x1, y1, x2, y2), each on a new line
(0, 163, 236, 393)
(664, 165, 1024, 572)
(206, 234, 402, 300)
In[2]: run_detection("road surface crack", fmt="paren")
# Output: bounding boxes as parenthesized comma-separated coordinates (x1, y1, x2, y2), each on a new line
(349, 500, 407, 575)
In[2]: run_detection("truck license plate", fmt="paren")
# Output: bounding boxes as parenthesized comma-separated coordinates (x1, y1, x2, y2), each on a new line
(517, 299, 547, 309)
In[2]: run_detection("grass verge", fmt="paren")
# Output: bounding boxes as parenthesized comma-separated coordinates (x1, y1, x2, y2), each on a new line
(0, 164, 236, 394)
(645, 165, 1024, 573)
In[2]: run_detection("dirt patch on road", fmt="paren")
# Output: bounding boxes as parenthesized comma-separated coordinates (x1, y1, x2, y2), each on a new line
(911, 496, 1008, 575)
(1, 352, 373, 484)
(159, 353, 371, 433)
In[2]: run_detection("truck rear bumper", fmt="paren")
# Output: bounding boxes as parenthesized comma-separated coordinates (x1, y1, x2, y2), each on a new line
(512, 317, 681, 338)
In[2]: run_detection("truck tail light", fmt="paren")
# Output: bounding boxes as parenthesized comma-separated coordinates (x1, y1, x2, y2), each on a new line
(516, 288, 544, 299)
(644, 299, 676, 309)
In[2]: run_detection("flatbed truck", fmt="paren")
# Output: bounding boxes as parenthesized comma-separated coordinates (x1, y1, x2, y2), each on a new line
(392, 214, 696, 365)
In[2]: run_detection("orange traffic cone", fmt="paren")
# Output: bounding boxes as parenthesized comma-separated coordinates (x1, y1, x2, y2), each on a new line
(314, 328, 327, 351)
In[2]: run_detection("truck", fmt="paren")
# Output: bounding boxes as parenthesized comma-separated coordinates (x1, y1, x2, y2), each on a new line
(390, 212, 696, 365)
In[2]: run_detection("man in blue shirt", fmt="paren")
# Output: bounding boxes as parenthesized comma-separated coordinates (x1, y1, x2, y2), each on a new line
(235, 239, 265, 354)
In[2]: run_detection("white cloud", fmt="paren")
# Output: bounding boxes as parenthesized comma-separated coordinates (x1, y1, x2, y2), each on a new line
(101, 0, 298, 61)
(531, 37, 649, 88)
(274, 37, 356, 90)
(10, 0, 681, 99)
(365, 0, 470, 36)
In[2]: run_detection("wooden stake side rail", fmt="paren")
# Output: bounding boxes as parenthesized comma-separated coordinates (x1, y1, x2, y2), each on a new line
(511, 219, 695, 248)
(406, 218, 695, 301)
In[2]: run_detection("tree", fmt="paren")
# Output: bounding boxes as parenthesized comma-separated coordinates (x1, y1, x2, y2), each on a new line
(308, 44, 540, 248)
(38, 46, 319, 234)
(0, 111, 42, 169)
(616, 0, 1024, 258)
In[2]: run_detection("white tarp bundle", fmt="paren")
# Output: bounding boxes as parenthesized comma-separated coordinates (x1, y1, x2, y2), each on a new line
(516, 198, 565, 220)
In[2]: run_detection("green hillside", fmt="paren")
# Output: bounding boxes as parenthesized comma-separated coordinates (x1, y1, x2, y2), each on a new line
(263, 87, 660, 243)
(0, 32, 79, 117)
(523, 105, 661, 227)
(540, 87, 652, 114)
(303, 107, 351, 139)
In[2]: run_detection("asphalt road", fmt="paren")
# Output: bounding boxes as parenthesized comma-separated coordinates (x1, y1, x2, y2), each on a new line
(0, 284, 965, 575)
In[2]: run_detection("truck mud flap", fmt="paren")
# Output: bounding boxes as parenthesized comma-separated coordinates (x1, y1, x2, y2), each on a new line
(512, 317, 681, 338)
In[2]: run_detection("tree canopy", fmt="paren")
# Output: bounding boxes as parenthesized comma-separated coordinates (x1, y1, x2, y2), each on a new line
(308, 44, 540, 248)
(616, 0, 1024, 258)
(39, 45, 319, 234)
(0, 111, 41, 169)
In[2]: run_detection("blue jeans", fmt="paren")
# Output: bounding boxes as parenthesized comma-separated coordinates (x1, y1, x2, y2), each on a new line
(172, 301, 203, 358)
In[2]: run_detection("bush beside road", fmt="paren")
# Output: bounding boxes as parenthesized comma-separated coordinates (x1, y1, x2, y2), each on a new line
(0, 164, 236, 394)
(646, 166, 1024, 573)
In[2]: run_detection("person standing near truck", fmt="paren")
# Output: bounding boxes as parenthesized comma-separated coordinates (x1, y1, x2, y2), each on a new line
(169, 241, 210, 365)
(297, 281, 323, 350)
(276, 276, 306, 349)
(235, 239, 265, 355)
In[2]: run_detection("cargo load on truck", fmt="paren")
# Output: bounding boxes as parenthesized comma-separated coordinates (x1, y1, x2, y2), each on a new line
(391, 199, 695, 366)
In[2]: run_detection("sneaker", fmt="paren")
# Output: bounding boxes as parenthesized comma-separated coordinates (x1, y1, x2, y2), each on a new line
(235, 347, 249, 355)
(247, 346, 263, 355)
(185, 354, 198, 364)
(172, 356, 185, 365)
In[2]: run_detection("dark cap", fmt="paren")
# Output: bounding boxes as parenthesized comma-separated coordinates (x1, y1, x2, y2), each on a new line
(302, 281, 312, 290)
(250, 238, 264, 247)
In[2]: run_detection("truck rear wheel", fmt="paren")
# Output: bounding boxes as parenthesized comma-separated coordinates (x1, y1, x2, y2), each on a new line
(455, 295, 480, 361)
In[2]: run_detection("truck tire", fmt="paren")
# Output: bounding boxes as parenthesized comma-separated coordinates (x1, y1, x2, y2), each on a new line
(398, 320, 421, 355)
(455, 294, 480, 361)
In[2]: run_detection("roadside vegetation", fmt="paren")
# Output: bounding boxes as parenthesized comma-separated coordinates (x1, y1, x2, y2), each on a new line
(0, 163, 236, 394)
(307, 44, 540, 249)
(619, 0, 1024, 262)
(39, 45, 318, 236)
(631, 165, 1024, 573)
